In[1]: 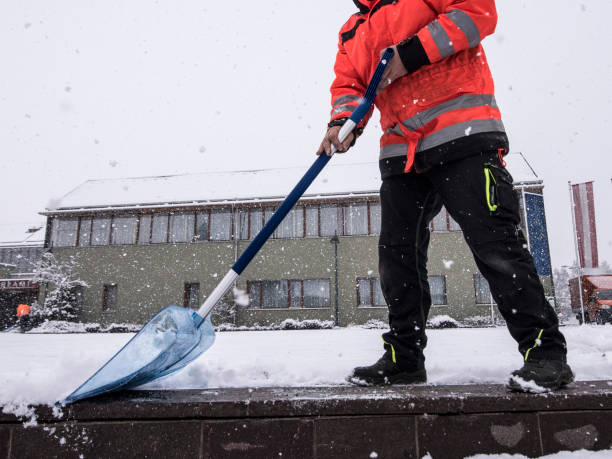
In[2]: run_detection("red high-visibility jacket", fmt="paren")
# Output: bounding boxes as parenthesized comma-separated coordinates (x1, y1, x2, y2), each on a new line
(17, 304, 31, 317)
(330, 0, 507, 175)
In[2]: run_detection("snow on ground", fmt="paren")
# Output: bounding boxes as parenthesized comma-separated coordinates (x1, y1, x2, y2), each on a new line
(465, 450, 612, 459)
(1, 324, 610, 409)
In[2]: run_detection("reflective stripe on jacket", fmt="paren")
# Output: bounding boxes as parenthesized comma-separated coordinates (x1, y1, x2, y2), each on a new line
(330, 0, 505, 173)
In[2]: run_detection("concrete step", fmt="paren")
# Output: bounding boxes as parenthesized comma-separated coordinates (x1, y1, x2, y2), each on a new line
(2, 381, 611, 458)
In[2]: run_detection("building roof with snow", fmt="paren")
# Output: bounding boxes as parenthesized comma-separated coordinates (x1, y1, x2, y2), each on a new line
(44, 153, 541, 214)
(0, 222, 45, 248)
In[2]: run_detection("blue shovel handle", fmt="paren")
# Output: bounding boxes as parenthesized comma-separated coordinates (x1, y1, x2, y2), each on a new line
(232, 48, 394, 275)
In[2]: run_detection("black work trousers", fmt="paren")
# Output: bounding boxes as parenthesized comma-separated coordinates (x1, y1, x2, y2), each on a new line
(379, 152, 567, 371)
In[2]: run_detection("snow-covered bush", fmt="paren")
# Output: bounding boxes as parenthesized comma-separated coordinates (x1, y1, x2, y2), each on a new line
(279, 319, 334, 330)
(361, 319, 388, 329)
(31, 253, 88, 322)
(427, 314, 461, 329)
(215, 319, 334, 332)
(211, 288, 251, 325)
(28, 320, 140, 334)
(463, 315, 493, 327)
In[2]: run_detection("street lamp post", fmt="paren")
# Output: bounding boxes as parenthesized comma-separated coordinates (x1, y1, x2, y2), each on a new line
(330, 232, 340, 327)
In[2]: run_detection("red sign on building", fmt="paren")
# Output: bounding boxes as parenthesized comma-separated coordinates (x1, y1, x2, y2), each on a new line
(0, 279, 39, 290)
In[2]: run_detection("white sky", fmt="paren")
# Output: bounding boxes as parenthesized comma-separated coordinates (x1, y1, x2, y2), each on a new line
(1, 0, 610, 268)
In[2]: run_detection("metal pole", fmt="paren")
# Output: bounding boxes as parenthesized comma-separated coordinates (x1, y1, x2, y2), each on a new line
(330, 232, 340, 327)
(521, 187, 531, 250)
(568, 182, 586, 324)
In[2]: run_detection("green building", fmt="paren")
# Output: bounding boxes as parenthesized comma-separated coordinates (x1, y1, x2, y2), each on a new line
(41, 155, 554, 327)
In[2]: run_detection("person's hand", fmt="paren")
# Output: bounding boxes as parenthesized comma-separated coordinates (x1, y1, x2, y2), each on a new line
(378, 45, 408, 93)
(316, 125, 355, 156)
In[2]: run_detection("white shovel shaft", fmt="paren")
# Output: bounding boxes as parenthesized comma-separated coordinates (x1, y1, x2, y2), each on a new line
(330, 119, 356, 155)
(197, 269, 239, 318)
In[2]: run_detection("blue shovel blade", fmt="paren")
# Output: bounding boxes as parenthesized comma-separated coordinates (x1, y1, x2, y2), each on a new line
(62, 305, 215, 404)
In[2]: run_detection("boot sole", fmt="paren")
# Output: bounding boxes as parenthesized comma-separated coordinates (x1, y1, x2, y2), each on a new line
(506, 368, 575, 393)
(347, 370, 427, 387)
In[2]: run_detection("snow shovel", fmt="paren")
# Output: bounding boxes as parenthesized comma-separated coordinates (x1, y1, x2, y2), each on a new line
(62, 48, 394, 404)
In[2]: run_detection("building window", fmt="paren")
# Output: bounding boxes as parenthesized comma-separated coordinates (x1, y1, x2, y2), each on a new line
(357, 278, 387, 307)
(248, 279, 330, 309)
(474, 274, 495, 304)
(195, 211, 209, 241)
(238, 209, 250, 240)
(111, 215, 138, 245)
(52, 218, 78, 247)
(448, 214, 461, 231)
(370, 202, 381, 235)
(238, 207, 305, 240)
(428, 275, 447, 305)
(343, 203, 368, 236)
(137, 215, 152, 244)
(275, 206, 304, 239)
(0, 247, 44, 273)
(91, 217, 111, 246)
(236, 201, 380, 240)
(305, 206, 318, 237)
(78, 217, 92, 246)
(151, 214, 169, 243)
(320, 205, 340, 237)
(184, 282, 200, 309)
(193, 209, 231, 242)
(303, 279, 330, 308)
(358, 277, 445, 306)
(432, 208, 448, 232)
(210, 209, 231, 241)
(431, 207, 462, 233)
(169, 213, 195, 243)
(249, 209, 263, 240)
(102, 284, 117, 312)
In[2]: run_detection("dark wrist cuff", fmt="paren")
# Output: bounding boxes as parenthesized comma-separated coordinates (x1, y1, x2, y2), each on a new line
(327, 117, 363, 146)
(396, 36, 430, 74)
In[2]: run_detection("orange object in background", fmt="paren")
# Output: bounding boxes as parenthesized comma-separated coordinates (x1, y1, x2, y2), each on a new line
(16, 304, 31, 317)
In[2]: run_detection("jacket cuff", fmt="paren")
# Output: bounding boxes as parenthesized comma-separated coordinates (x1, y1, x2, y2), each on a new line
(396, 36, 430, 74)
(327, 117, 363, 146)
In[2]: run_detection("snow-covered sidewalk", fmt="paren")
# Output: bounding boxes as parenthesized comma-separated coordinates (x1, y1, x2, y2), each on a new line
(1, 325, 611, 407)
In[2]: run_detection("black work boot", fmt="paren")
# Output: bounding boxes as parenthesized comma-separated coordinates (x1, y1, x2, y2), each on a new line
(348, 353, 427, 386)
(507, 359, 574, 392)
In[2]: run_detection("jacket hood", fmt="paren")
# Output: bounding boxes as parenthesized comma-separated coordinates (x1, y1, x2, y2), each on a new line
(353, 0, 376, 14)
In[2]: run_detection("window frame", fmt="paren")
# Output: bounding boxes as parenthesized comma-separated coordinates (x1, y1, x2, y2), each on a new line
(52, 217, 79, 247)
(102, 283, 118, 313)
(111, 214, 138, 246)
(356, 277, 387, 308)
(428, 275, 448, 306)
(474, 274, 495, 305)
(247, 278, 331, 309)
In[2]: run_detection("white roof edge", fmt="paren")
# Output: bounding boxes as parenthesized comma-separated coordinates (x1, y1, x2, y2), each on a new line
(42, 191, 382, 215)
(46, 154, 541, 213)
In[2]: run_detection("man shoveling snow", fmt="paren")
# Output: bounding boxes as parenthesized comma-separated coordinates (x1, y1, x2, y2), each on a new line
(317, 0, 573, 392)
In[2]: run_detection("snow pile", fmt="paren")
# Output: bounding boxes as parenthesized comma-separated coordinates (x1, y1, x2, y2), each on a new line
(507, 375, 549, 394)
